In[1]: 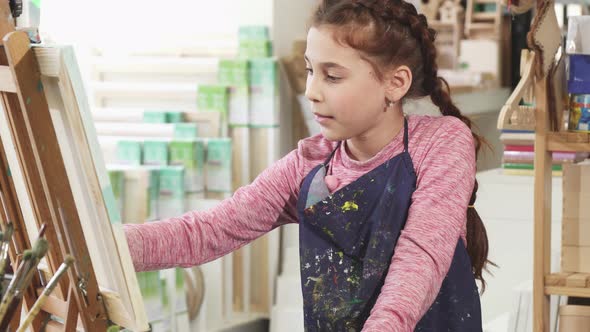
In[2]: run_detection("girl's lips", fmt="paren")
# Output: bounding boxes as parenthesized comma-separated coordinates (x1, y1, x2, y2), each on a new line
(314, 113, 334, 125)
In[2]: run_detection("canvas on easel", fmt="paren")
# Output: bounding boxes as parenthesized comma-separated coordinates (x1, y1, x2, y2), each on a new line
(0, 21, 149, 332)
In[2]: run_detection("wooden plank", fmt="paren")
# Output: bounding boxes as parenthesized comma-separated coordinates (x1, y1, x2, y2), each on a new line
(545, 272, 571, 286)
(565, 273, 590, 288)
(547, 139, 590, 152)
(566, 132, 590, 143)
(0, 65, 16, 92)
(546, 286, 590, 298)
(533, 75, 552, 331)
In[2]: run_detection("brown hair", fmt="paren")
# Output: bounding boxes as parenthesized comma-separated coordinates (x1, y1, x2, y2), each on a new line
(312, 0, 495, 291)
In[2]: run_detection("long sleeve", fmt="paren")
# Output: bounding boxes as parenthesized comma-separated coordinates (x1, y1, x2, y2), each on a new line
(362, 118, 477, 331)
(124, 149, 303, 272)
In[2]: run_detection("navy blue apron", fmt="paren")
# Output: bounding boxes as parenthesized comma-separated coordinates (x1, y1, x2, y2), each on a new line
(296, 118, 482, 331)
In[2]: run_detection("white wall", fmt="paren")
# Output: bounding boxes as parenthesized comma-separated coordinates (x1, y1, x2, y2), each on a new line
(272, 0, 317, 57)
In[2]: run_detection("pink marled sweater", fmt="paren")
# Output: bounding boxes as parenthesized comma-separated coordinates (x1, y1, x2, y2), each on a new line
(124, 114, 477, 331)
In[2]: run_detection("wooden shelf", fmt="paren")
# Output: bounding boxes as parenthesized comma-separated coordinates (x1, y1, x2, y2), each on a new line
(547, 132, 590, 152)
(545, 273, 590, 298)
(473, 12, 497, 20)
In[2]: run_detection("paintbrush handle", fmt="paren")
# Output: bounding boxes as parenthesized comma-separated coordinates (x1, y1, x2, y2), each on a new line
(0, 294, 20, 330)
(15, 293, 46, 332)
(16, 256, 73, 332)
(0, 256, 30, 321)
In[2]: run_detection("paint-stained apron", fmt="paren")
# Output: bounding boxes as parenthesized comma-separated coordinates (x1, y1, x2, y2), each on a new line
(296, 118, 482, 331)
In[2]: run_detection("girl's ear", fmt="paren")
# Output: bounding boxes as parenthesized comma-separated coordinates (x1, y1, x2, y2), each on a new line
(384, 65, 412, 103)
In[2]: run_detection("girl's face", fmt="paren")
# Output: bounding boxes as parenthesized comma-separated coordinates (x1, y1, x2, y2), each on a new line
(304, 26, 392, 141)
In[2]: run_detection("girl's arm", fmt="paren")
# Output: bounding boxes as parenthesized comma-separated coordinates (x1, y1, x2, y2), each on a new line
(362, 117, 477, 331)
(124, 149, 303, 272)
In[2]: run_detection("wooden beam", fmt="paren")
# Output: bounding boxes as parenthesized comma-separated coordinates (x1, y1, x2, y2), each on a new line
(533, 75, 552, 332)
(0, 65, 16, 92)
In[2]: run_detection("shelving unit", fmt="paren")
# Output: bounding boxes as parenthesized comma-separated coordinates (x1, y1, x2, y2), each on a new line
(525, 0, 590, 330)
(494, 0, 579, 329)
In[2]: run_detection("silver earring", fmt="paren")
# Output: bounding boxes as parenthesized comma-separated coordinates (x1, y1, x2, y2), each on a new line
(388, 100, 394, 107)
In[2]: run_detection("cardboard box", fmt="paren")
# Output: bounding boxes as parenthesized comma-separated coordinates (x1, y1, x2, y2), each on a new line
(219, 60, 250, 126)
(563, 163, 590, 194)
(563, 218, 590, 246)
(559, 305, 590, 331)
(249, 58, 279, 126)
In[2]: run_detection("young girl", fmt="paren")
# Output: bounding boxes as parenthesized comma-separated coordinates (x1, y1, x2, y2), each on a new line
(124, 0, 493, 330)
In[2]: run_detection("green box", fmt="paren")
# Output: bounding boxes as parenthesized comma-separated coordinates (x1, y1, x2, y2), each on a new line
(142, 166, 161, 221)
(169, 140, 205, 192)
(238, 26, 270, 41)
(249, 58, 279, 125)
(173, 123, 199, 139)
(158, 166, 185, 218)
(144, 111, 185, 124)
(205, 138, 232, 192)
(143, 111, 169, 123)
(143, 141, 169, 166)
(198, 85, 229, 135)
(219, 60, 250, 126)
(116, 140, 142, 165)
(197, 85, 229, 113)
(218, 59, 250, 86)
(239, 39, 273, 58)
(167, 111, 184, 123)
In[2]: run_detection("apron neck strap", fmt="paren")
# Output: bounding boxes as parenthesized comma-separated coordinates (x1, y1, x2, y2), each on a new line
(403, 117, 409, 153)
(323, 141, 341, 167)
(323, 117, 409, 168)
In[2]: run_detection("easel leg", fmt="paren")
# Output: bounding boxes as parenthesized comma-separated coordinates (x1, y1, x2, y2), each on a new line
(64, 286, 79, 332)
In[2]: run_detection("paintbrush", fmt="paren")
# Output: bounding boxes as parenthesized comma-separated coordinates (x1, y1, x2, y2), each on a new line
(0, 238, 48, 325)
(0, 223, 14, 291)
(16, 255, 74, 332)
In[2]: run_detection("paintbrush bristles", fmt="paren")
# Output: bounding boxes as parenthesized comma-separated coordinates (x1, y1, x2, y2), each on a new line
(64, 255, 74, 266)
(31, 238, 48, 259)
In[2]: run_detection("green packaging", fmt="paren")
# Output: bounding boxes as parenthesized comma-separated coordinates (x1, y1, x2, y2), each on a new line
(143, 141, 169, 166)
(249, 58, 279, 125)
(169, 139, 205, 192)
(219, 59, 250, 126)
(116, 140, 142, 166)
(158, 166, 185, 218)
(205, 138, 232, 192)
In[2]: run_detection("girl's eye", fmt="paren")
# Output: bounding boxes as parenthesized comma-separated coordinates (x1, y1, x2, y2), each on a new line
(326, 75, 341, 82)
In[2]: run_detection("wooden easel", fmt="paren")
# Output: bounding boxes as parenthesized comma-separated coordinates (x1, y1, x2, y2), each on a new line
(0, 2, 109, 330)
